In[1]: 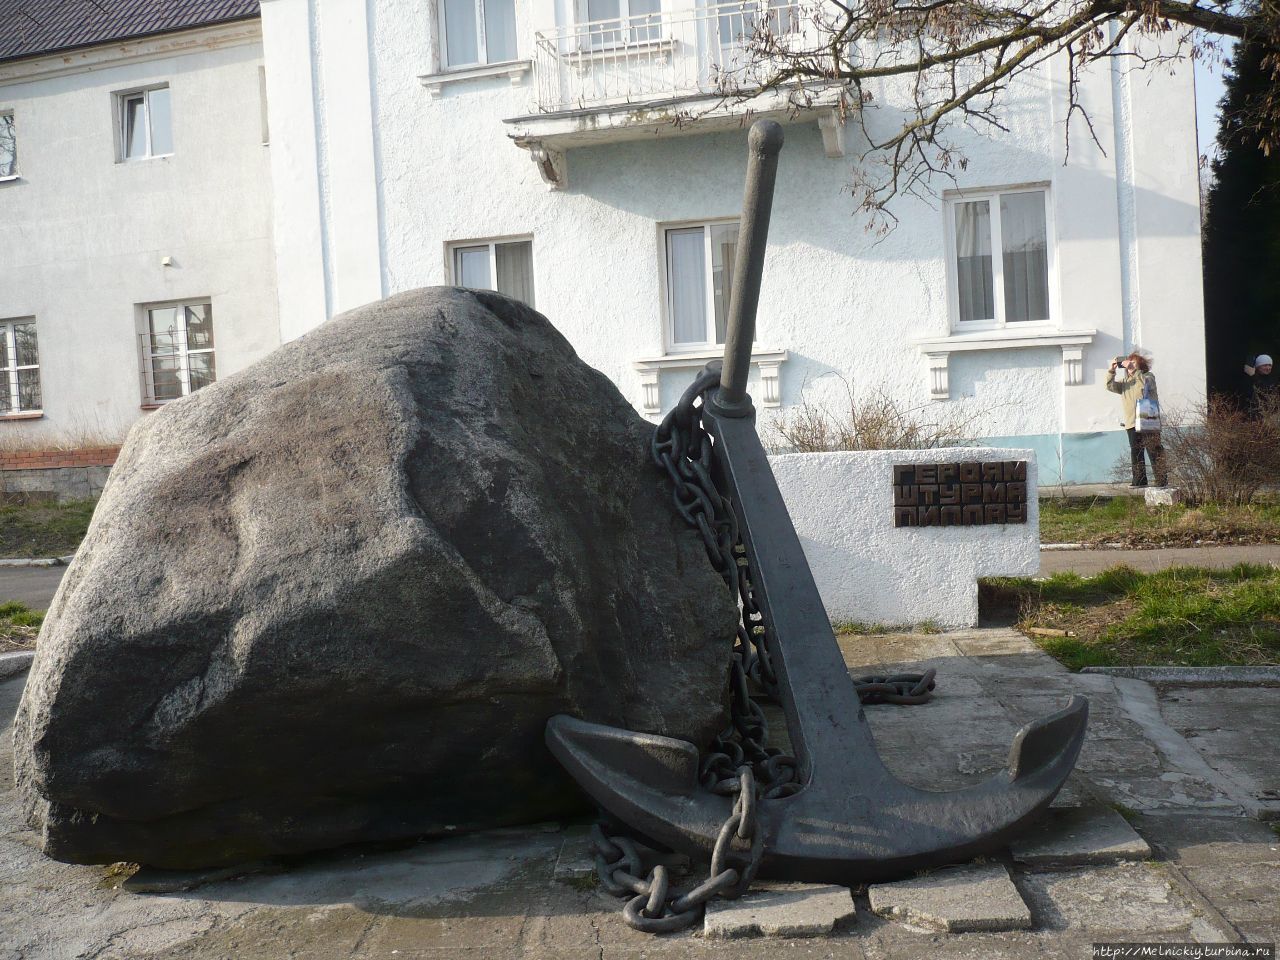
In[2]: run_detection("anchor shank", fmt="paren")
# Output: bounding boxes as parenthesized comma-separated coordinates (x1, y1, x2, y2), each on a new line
(711, 120, 784, 420)
(701, 406, 896, 794)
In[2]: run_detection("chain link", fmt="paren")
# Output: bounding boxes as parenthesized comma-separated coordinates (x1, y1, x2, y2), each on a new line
(594, 369, 936, 934)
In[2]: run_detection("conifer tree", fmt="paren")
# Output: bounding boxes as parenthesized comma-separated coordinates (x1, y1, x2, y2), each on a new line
(1203, 38, 1280, 397)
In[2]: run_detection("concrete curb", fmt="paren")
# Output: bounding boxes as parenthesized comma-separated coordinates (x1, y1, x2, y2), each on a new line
(0, 650, 34, 680)
(1081, 665, 1280, 685)
(1040, 543, 1085, 551)
(0, 555, 73, 567)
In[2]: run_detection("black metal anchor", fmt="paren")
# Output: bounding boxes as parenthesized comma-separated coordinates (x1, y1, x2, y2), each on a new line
(547, 119, 1088, 885)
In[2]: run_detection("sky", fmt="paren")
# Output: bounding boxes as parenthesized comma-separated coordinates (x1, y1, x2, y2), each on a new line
(1194, 41, 1235, 162)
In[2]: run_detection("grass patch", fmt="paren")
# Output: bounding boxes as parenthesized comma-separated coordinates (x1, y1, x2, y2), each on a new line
(981, 563, 1280, 669)
(832, 619, 942, 635)
(1040, 496, 1280, 547)
(0, 600, 43, 652)
(0, 497, 95, 557)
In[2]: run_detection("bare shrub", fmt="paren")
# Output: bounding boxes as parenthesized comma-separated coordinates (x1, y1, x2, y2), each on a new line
(1159, 395, 1280, 506)
(766, 385, 987, 453)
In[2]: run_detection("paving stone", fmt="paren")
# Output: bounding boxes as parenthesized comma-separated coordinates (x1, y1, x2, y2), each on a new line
(1088, 770, 1243, 814)
(1180, 862, 1280, 924)
(1011, 807, 1151, 867)
(1014, 863, 1198, 934)
(867, 863, 1031, 933)
(552, 826, 594, 883)
(1132, 814, 1280, 866)
(703, 882, 856, 938)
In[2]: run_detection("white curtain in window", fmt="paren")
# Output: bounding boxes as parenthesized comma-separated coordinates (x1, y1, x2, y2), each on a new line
(710, 222, 738, 344)
(495, 241, 534, 306)
(444, 0, 480, 65)
(1000, 191, 1050, 323)
(668, 228, 707, 345)
(954, 200, 994, 323)
(484, 0, 518, 62)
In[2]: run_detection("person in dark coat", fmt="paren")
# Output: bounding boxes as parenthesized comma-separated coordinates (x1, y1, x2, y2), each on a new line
(1244, 354, 1279, 413)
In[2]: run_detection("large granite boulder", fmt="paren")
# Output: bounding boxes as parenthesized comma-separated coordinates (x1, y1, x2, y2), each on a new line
(14, 288, 736, 869)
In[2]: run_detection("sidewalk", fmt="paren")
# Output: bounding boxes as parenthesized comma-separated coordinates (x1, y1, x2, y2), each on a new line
(3, 628, 1277, 958)
(1040, 544, 1280, 575)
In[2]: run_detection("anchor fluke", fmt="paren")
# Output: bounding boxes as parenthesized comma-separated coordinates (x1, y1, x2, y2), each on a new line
(1008, 695, 1090, 782)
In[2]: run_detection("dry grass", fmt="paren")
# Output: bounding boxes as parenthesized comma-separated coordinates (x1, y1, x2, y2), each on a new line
(0, 417, 128, 454)
(0, 498, 96, 557)
(767, 385, 988, 453)
(1040, 495, 1280, 547)
(0, 601, 43, 652)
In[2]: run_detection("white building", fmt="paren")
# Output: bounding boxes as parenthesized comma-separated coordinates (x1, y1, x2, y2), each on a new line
(0, 3, 279, 448)
(1, 0, 1206, 485)
(256, 0, 1206, 484)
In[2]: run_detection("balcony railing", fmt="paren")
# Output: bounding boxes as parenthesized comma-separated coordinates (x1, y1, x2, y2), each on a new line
(532, 0, 808, 114)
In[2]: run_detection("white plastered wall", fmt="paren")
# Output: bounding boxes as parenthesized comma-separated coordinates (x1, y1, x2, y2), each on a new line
(0, 24, 279, 445)
(261, 0, 1206, 458)
(771, 448, 1039, 628)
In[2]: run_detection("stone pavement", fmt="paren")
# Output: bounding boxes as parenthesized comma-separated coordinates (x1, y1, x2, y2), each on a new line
(1039, 544, 1280, 575)
(3, 628, 1278, 959)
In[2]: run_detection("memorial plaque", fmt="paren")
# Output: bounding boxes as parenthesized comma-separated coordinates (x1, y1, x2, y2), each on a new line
(893, 461, 1027, 527)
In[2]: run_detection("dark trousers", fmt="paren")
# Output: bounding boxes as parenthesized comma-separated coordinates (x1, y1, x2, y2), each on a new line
(1127, 428, 1167, 486)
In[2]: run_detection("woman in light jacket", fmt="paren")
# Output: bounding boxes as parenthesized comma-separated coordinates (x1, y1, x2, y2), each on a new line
(1106, 351, 1168, 488)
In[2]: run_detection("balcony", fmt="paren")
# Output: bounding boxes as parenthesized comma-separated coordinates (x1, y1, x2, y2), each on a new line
(504, 0, 851, 187)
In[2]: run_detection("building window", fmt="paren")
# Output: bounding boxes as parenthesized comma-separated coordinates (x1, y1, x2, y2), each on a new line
(139, 302, 215, 404)
(948, 187, 1052, 328)
(0, 112, 16, 178)
(583, 0, 661, 45)
(117, 86, 173, 161)
(450, 239, 535, 306)
(0, 320, 41, 415)
(440, 0, 517, 67)
(664, 220, 739, 349)
(717, 0, 797, 47)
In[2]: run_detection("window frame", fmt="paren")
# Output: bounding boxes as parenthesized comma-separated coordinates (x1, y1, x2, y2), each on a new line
(943, 184, 1058, 333)
(661, 217, 740, 354)
(438, 0, 519, 69)
(0, 110, 16, 180)
(115, 84, 173, 162)
(0, 318, 42, 417)
(138, 299, 216, 406)
(446, 235, 536, 306)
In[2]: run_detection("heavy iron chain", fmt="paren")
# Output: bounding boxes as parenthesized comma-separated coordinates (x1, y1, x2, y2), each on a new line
(592, 368, 936, 934)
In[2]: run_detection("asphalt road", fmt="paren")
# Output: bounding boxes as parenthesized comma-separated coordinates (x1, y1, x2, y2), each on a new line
(1, 544, 1277, 611)
(0, 566, 66, 609)
(1038, 543, 1280, 576)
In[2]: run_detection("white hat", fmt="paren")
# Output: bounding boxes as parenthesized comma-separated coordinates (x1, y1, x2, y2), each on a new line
(1258, 355, 1274, 366)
